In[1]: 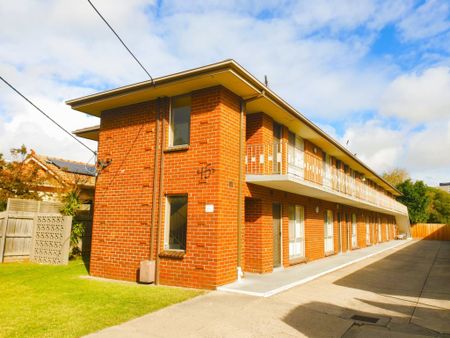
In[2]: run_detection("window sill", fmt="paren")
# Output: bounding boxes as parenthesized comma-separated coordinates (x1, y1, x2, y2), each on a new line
(289, 257, 306, 266)
(159, 250, 185, 259)
(164, 145, 190, 153)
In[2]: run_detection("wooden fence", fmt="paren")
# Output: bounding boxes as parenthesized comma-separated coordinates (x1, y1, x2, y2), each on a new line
(411, 223, 450, 241)
(0, 211, 72, 264)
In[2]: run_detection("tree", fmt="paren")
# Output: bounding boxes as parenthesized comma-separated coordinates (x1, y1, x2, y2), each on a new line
(426, 187, 450, 224)
(382, 168, 410, 187)
(0, 145, 45, 211)
(396, 180, 430, 224)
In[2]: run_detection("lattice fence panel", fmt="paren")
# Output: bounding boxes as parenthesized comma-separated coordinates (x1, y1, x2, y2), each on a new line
(31, 214, 72, 265)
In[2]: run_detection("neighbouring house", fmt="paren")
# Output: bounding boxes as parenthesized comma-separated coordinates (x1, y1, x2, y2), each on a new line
(25, 150, 96, 203)
(438, 182, 450, 193)
(68, 60, 410, 289)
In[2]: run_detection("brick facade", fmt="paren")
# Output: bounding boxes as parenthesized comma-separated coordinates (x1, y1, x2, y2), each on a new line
(89, 86, 399, 289)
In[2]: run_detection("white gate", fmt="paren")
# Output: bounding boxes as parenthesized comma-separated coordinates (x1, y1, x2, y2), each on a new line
(324, 210, 334, 254)
(289, 205, 305, 259)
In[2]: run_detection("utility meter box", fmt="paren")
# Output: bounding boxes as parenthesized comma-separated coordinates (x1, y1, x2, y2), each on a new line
(139, 260, 155, 284)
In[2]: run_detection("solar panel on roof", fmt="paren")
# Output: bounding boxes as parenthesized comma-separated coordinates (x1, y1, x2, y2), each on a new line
(49, 158, 96, 176)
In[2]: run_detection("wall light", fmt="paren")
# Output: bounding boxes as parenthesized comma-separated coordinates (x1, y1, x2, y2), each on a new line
(315, 206, 320, 214)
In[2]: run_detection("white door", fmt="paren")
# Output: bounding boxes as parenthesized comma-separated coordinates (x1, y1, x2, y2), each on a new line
(288, 133, 304, 178)
(351, 213, 357, 248)
(323, 153, 332, 188)
(377, 218, 382, 242)
(324, 210, 334, 253)
(289, 205, 305, 259)
(365, 216, 371, 245)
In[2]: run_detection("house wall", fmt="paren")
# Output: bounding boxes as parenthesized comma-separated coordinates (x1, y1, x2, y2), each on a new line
(90, 91, 399, 289)
(91, 86, 243, 289)
(242, 113, 398, 273)
(244, 184, 397, 273)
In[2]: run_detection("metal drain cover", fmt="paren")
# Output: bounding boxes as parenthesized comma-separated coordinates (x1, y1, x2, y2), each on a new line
(351, 314, 380, 323)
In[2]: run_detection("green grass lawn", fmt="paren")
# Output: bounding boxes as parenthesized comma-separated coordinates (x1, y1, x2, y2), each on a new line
(0, 260, 203, 338)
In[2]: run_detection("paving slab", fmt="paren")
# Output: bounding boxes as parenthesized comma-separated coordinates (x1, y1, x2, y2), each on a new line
(86, 240, 450, 338)
(218, 240, 409, 297)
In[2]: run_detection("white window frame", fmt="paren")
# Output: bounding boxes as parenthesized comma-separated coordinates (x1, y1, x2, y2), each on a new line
(169, 95, 191, 147)
(164, 195, 188, 251)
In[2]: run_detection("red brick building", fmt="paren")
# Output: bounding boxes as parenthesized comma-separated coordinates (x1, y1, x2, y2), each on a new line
(68, 60, 410, 289)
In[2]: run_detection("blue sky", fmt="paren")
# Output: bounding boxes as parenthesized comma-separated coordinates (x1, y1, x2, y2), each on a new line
(0, 0, 449, 184)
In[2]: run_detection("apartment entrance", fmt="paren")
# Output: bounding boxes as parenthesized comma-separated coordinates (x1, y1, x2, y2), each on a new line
(324, 210, 334, 254)
(337, 212, 343, 253)
(273, 203, 282, 267)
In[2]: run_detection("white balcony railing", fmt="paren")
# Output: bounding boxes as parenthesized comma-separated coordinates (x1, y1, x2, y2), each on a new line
(246, 142, 407, 215)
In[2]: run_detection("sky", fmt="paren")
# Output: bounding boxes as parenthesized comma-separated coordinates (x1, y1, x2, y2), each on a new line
(0, 0, 449, 185)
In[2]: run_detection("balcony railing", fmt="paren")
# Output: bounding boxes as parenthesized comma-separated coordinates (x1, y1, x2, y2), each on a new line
(246, 142, 407, 215)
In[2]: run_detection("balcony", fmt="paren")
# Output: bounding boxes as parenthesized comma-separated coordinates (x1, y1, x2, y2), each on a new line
(245, 142, 408, 217)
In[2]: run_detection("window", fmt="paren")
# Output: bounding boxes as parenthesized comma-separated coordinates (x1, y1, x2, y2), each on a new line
(165, 196, 188, 251)
(170, 95, 191, 147)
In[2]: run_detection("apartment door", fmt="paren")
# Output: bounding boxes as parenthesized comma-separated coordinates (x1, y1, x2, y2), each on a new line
(273, 123, 282, 174)
(337, 212, 342, 253)
(351, 213, 358, 248)
(365, 216, 371, 245)
(377, 218, 382, 243)
(287, 132, 304, 178)
(273, 203, 282, 267)
(345, 213, 351, 251)
(324, 210, 334, 254)
(289, 205, 305, 259)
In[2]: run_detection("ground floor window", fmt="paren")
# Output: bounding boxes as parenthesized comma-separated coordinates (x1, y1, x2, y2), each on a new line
(165, 195, 188, 251)
(289, 205, 305, 259)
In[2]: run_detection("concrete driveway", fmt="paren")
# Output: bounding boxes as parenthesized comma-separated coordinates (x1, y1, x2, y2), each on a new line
(86, 240, 450, 338)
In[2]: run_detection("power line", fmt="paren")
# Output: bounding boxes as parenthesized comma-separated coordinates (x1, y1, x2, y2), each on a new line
(0, 75, 97, 156)
(87, 0, 154, 84)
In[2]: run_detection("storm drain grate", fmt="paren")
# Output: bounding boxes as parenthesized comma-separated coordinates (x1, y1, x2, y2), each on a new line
(351, 314, 379, 323)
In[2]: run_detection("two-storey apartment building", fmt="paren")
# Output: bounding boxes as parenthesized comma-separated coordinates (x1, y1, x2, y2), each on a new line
(68, 60, 410, 289)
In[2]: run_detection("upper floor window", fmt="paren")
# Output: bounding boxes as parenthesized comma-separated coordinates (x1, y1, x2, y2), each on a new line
(170, 95, 191, 147)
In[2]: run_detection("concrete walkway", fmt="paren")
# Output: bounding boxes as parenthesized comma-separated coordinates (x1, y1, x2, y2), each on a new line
(86, 240, 450, 338)
(218, 240, 408, 297)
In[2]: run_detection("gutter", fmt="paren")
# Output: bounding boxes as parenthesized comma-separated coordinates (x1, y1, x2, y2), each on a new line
(66, 59, 400, 196)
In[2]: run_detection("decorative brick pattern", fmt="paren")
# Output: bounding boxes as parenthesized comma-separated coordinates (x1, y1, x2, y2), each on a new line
(31, 215, 72, 265)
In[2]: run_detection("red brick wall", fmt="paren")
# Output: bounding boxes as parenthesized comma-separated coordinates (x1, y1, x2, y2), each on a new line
(91, 86, 242, 289)
(91, 88, 400, 288)
(244, 184, 398, 273)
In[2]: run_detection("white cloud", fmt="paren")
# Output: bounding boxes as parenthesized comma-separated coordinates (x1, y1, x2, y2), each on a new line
(0, 0, 449, 185)
(341, 119, 405, 173)
(342, 119, 450, 186)
(380, 66, 450, 123)
(398, 0, 450, 41)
